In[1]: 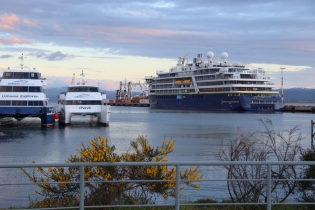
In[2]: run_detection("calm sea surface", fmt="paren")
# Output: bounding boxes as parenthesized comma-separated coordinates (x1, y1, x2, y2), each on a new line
(0, 106, 314, 207)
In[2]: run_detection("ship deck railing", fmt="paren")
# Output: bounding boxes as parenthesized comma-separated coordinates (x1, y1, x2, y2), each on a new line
(1, 161, 315, 210)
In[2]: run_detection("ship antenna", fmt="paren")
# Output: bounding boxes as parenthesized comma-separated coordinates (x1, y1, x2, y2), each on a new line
(71, 73, 75, 85)
(80, 70, 85, 85)
(280, 67, 285, 102)
(19, 54, 24, 69)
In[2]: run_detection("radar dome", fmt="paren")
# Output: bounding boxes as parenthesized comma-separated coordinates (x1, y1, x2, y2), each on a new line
(206, 51, 214, 59)
(221, 52, 228, 60)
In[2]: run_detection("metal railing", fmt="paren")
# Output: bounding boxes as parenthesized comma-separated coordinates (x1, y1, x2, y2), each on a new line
(1, 161, 315, 210)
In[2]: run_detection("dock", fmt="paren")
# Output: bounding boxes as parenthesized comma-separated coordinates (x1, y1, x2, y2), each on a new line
(104, 102, 314, 112)
(105, 103, 150, 107)
(284, 105, 315, 113)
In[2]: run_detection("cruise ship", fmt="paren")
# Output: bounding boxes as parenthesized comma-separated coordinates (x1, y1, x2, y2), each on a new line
(0, 54, 55, 127)
(145, 51, 284, 111)
(57, 71, 110, 126)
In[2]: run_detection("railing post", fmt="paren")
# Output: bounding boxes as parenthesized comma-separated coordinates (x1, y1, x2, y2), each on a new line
(175, 164, 180, 210)
(311, 120, 314, 147)
(267, 163, 271, 210)
(80, 165, 84, 210)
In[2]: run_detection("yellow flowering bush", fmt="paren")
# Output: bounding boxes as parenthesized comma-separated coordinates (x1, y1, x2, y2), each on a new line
(21, 135, 202, 208)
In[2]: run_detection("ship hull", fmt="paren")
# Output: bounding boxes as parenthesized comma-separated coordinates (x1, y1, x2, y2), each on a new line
(149, 93, 284, 111)
(0, 106, 55, 126)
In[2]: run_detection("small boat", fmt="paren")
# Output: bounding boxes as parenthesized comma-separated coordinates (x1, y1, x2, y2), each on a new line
(0, 54, 55, 127)
(57, 71, 110, 126)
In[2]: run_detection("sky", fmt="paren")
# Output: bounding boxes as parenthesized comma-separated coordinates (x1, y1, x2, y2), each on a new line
(0, 0, 314, 90)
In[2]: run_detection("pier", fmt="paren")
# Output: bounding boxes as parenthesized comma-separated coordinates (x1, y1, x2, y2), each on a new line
(105, 102, 150, 107)
(284, 105, 315, 113)
(104, 102, 315, 112)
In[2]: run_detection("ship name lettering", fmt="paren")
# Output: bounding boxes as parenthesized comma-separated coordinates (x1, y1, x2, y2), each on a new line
(79, 107, 91, 109)
(221, 100, 239, 104)
(20, 95, 39, 98)
(2, 94, 18, 98)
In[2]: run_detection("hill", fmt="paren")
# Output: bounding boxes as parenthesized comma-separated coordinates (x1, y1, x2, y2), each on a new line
(45, 87, 315, 103)
(282, 88, 315, 102)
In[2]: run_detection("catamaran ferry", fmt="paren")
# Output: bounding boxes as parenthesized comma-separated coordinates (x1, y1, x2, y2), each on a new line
(0, 54, 55, 127)
(145, 51, 284, 111)
(57, 71, 110, 126)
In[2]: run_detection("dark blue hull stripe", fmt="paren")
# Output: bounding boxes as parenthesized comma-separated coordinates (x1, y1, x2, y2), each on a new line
(149, 94, 284, 111)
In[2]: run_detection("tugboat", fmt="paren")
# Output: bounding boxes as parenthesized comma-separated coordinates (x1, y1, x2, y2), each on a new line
(57, 71, 110, 126)
(0, 54, 55, 127)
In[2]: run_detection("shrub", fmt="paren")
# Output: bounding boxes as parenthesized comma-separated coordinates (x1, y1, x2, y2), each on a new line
(21, 135, 202, 208)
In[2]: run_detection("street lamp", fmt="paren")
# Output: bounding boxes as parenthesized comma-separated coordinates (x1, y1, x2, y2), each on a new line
(280, 67, 285, 97)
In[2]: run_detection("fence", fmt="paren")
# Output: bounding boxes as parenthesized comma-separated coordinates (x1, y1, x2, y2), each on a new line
(1, 161, 315, 210)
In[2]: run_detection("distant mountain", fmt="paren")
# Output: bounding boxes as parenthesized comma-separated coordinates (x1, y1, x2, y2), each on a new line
(282, 88, 315, 102)
(45, 88, 135, 102)
(45, 87, 315, 103)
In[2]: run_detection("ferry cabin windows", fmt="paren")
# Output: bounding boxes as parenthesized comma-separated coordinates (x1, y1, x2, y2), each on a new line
(68, 87, 99, 92)
(2, 72, 40, 79)
(0, 86, 12, 92)
(13, 87, 29, 92)
(3, 72, 13, 78)
(0, 101, 10, 106)
(0, 86, 43, 92)
(12, 101, 27, 106)
(65, 100, 102, 105)
(29, 87, 41, 92)
(0, 101, 44, 106)
(28, 101, 43, 106)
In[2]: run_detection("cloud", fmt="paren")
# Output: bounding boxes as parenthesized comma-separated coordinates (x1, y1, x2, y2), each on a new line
(46, 51, 75, 61)
(248, 63, 311, 72)
(0, 13, 37, 32)
(22, 19, 37, 27)
(53, 23, 61, 30)
(151, 1, 175, 8)
(85, 41, 95, 46)
(0, 54, 13, 59)
(29, 51, 75, 61)
(0, 36, 32, 45)
(0, 13, 19, 31)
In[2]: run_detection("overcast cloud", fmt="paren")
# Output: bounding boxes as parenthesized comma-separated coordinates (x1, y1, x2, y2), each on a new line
(0, 0, 314, 88)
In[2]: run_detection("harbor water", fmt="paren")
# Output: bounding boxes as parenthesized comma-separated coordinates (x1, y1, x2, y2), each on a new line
(0, 106, 315, 207)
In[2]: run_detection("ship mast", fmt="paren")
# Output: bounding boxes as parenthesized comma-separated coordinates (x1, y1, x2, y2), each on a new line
(71, 73, 75, 85)
(80, 70, 85, 85)
(19, 54, 24, 69)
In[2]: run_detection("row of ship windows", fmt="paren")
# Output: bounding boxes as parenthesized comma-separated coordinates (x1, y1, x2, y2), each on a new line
(152, 81, 268, 88)
(228, 93, 277, 97)
(197, 81, 267, 86)
(0, 100, 45, 106)
(154, 89, 195, 94)
(67, 87, 99, 92)
(2, 72, 40, 79)
(155, 95, 204, 99)
(199, 88, 230, 92)
(0, 86, 43, 92)
(156, 75, 270, 82)
(155, 96, 176, 99)
(251, 100, 276, 104)
(64, 100, 102, 105)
